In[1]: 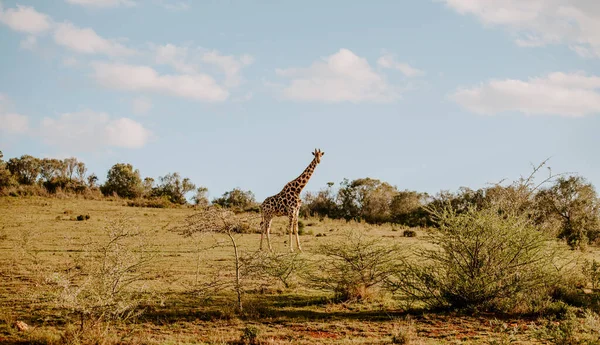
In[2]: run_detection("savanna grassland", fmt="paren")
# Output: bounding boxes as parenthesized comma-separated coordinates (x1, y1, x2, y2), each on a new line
(2, 195, 600, 345)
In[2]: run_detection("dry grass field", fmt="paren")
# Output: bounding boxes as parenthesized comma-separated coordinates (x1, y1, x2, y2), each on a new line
(1, 196, 600, 344)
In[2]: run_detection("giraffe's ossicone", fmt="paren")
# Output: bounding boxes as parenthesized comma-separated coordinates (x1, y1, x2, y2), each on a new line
(260, 148, 324, 252)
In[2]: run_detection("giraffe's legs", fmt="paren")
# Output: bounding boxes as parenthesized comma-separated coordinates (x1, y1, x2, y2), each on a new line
(267, 219, 273, 251)
(293, 212, 302, 252)
(259, 220, 265, 250)
(288, 216, 294, 252)
(260, 216, 273, 251)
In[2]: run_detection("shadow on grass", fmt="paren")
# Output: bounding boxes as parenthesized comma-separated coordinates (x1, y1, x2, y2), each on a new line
(137, 291, 416, 325)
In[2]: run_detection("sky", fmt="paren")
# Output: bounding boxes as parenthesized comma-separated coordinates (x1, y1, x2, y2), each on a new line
(0, 0, 599, 201)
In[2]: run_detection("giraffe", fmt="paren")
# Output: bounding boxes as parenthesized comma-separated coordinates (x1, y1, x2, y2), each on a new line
(260, 148, 325, 252)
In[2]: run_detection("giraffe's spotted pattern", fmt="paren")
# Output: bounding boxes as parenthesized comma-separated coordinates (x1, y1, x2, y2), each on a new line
(260, 148, 324, 252)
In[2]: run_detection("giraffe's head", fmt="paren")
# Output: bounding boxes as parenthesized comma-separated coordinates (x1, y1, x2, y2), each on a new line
(312, 148, 325, 164)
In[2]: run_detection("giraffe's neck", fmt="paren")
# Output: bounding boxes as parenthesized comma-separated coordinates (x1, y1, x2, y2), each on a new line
(283, 158, 318, 195)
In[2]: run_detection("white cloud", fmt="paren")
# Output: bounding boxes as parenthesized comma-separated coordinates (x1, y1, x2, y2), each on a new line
(0, 94, 29, 134)
(105, 118, 150, 148)
(275, 48, 398, 103)
(443, 0, 600, 58)
(449, 72, 600, 117)
(91, 62, 229, 101)
(62, 57, 79, 67)
(132, 96, 153, 114)
(154, 44, 197, 74)
(377, 54, 425, 77)
(40, 110, 151, 150)
(54, 22, 135, 56)
(202, 50, 254, 87)
(233, 92, 253, 102)
(0, 113, 29, 134)
(65, 0, 136, 8)
(153, 44, 254, 87)
(19, 35, 37, 50)
(156, 0, 190, 11)
(0, 4, 52, 34)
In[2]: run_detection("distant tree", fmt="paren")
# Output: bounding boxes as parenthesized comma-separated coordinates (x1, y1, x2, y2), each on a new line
(301, 183, 338, 219)
(0, 150, 15, 189)
(39, 158, 69, 193)
(64, 157, 78, 181)
(100, 163, 143, 198)
(535, 176, 600, 248)
(142, 177, 155, 197)
(76, 162, 87, 182)
(361, 180, 397, 224)
(87, 173, 98, 188)
(151, 172, 196, 204)
(337, 178, 361, 221)
(6, 155, 41, 185)
(390, 190, 430, 227)
(213, 188, 257, 212)
(39, 158, 62, 184)
(336, 178, 398, 224)
(193, 186, 209, 206)
(56, 159, 68, 179)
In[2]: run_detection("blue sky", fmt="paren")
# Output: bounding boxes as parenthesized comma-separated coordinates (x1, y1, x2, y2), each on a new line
(1, 0, 599, 201)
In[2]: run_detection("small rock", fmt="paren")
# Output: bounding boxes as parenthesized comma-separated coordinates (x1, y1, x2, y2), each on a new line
(15, 321, 29, 332)
(583, 288, 593, 294)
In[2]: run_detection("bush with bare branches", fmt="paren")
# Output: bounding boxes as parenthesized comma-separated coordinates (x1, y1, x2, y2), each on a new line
(305, 228, 404, 302)
(171, 206, 260, 312)
(49, 217, 159, 329)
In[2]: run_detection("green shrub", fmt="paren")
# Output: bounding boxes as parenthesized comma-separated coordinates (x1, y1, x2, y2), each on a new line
(530, 308, 600, 345)
(306, 229, 403, 302)
(582, 259, 600, 289)
(240, 325, 260, 345)
(387, 207, 569, 310)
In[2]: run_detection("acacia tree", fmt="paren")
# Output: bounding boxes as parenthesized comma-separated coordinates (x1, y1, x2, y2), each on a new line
(151, 172, 196, 204)
(390, 190, 430, 226)
(212, 188, 257, 212)
(76, 162, 87, 183)
(535, 176, 600, 248)
(171, 207, 260, 312)
(193, 186, 209, 206)
(142, 177, 154, 197)
(87, 174, 98, 188)
(39, 158, 68, 192)
(100, 163, 143, 198)
(336, 178, 398, 223)
(6, 155, 40, 185)
(64, 157, 78, 181)
(387, 206, 568, 310)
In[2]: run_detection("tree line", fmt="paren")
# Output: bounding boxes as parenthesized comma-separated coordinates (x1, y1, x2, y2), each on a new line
(301, 172, 600, 249)
(0, 151, 257, 210)
(1, 151, 599, 248)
